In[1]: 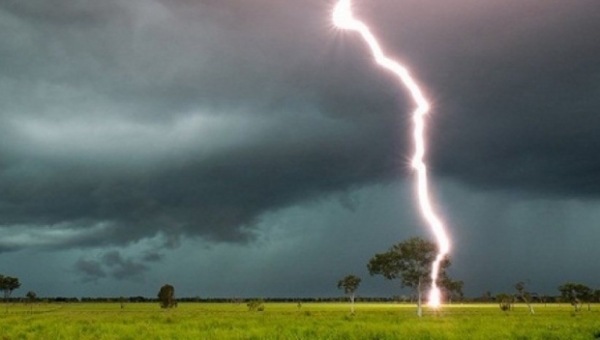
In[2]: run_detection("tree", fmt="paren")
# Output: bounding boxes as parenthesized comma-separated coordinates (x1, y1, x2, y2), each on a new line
(26, 291, 37, 302)
(157, 284, 176, 309)
(515, 281, 534, 314)
(580, 286, 594, 311)
(26, 291, 37, 314)
(570, 284, 593, 311)
(558, 282, 592, 312)
(0, 275, 21, 312)
(440, 277, 464, 304)
(367, 237, 451, 317)
(337, 274, 361, 314)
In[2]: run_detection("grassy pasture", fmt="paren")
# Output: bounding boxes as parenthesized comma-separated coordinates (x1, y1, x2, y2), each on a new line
(0, 302, 599, 339)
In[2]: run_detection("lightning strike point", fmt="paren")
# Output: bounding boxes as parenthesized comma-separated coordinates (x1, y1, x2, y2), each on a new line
(428, 287, 442, 309)
(333, 0, 451, 309)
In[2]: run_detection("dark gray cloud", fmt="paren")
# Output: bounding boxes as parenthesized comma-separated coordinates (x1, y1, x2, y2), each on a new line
(75, 258, 107, 283)
(0, 0, 599, 297)
(337, 1, 600, 198)
(0, 0, 405, 247)
(103, 251, 149, 281)
(417, 1, 600, 197)
(142, 251, 164, 263)
(75, 250, 151, 282)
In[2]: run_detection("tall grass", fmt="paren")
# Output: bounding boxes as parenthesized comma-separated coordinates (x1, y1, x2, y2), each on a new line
(0, 302, 598, 339)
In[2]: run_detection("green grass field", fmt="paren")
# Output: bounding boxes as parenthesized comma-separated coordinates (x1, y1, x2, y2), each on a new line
(1, 302, 599, 339)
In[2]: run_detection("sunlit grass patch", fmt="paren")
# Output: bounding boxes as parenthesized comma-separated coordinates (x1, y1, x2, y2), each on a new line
(0, 302, 599, 339)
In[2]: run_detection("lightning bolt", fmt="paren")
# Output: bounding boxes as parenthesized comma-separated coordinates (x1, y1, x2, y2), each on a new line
(333, 0, 450, 308)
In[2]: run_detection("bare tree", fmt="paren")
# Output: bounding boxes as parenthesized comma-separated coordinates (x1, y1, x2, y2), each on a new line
(515, 281, 534, 314)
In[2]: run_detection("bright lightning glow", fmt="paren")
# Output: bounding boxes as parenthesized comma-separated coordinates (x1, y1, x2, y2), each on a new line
(333, 0, 450, 308)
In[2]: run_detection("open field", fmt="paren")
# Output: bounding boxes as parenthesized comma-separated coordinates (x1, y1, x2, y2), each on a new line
(1, 302, 599, 339)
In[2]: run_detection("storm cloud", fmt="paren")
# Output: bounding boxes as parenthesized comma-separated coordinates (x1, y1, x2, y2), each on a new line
(0, 0, 408, 249)
(0, 0, 599, 297)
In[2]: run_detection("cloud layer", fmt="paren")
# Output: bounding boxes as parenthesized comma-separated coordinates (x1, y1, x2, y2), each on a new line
(0, 0, 599, 296)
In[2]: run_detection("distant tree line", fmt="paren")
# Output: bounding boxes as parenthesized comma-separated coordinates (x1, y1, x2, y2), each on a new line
(2, 296, 425, 304)
(484, 281, 600, 313)
(4, 250, 600, 315)
(5, 293, 597, 305)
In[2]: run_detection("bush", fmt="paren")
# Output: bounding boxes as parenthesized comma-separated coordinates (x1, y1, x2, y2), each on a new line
(247, 299, 265, 312)
(496, 293, 513, 312)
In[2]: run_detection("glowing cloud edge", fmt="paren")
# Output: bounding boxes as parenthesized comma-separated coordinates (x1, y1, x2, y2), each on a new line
(333, 0, 450, 308)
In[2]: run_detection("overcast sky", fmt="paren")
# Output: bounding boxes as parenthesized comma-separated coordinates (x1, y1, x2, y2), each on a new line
(1, 0, 599, 299)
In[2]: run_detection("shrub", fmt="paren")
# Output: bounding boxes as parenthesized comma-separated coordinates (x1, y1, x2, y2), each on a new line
(247, 299, 265, 312)
(496, 293, 513, 312)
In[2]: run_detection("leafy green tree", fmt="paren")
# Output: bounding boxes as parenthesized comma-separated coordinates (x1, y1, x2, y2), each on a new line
(441, 277, 464, 304)
(157, 284, 176, 309)
(26, 291, 37, 313)
(577, 285, 593, 311)
(558, 282, 592, 312)
(0, 275, 21, 312)
(337, 274, 361, 314)
(26, 291, 37, 302)
(367, 237, 451, 317)
(515, 281, 534, 314)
